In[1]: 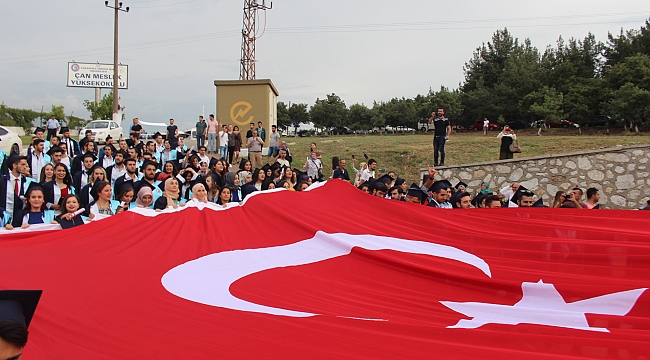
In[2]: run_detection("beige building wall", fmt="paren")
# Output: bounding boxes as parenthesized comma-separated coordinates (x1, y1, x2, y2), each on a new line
(214, 79, 279, 134)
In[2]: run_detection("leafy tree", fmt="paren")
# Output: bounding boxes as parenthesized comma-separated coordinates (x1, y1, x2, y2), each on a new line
(276, 101, 291, 130)
(604, 19, 650, 68)
(48, 105, 66, 124)
(430, 87, 464, 124)
(348, 103, 373, 130)
(84, 92, 118, 120)
(67, 115, 90, 130)
(288, 103, 309, 134)
(605, 53, 650, 91)
(0, 105, 41, 131)
(309, 94, 348, 130)
(608, 82, 650, 129)
(522, 86, 564, 122)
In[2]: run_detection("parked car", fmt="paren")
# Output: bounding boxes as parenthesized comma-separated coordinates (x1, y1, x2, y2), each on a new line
(452, 124, 469, 132)
(0, 125, 22, 155)
(79, 120, 123, 144)
(330, 126, 354, 135)
(505, 119, 527, 130)
(581, 115, 618, 127)
(546, 120, 579, 128)
(469, 121, 501, 131)
(418, 121, 435, 132)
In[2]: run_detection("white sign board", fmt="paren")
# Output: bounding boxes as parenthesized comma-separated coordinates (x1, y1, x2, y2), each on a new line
(67, 62, 128, 89)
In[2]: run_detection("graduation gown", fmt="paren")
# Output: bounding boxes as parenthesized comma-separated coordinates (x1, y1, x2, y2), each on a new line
(0, 174, 32, 227)
(73, 170, 91, 193)
(43, 180, 76, 209)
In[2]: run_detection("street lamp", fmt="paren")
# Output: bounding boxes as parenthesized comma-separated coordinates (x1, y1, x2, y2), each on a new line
(105, 1, 129, 122)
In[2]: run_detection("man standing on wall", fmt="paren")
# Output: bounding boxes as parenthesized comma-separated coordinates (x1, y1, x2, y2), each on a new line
(195, 116, 207, 149)
(429, 108, 451, 167)
(46, 115, 60, 141)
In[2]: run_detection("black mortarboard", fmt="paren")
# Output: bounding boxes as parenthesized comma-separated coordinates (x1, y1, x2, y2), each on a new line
(105, 134, 112, 141)
(33, 127, 45, 135)
(0, 290, 42, 329)
(87, 163, 104, 175)
(90, 180, 109, 199)
(25, 182, 50, 201)
(209, 157, 219, 169)
(376, 174, 393, 185)
(429, 179, 452, 192)
(154, 132, 162, 138)
(82, 152, 98, 162)
(262, 164, 271, 172)
(133, 180, 155, 195)
(449, 191, 465, 208)
(511, 186, 530, 204)
(455, 181, 468, 190)
(532, 198, 545, 207)
(471, 193, 488, 208)
(47, 145, 63, 156)
(118, 181, 134, 196)
(59, 127, 70, 134)
(394, 177, 405, 187)
(405, 183, 427, 202)
(270, 162, 281, 172)
(157, 177, 171, 192)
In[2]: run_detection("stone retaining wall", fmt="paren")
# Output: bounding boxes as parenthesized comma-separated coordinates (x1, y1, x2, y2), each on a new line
(420, 144, 650, 209)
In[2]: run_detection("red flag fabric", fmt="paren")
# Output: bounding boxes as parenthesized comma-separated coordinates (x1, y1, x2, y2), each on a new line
(1, 180, 649, 359)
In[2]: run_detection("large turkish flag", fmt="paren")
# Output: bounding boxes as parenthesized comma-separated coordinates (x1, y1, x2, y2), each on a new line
(1, 180, 648, 359)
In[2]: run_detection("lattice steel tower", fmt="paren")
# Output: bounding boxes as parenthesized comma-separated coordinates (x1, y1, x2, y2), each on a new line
(240, 0, 272, 80)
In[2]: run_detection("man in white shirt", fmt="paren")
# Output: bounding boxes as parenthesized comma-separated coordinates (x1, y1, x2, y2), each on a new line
(218, 120, 229, 160)
(483, 117, 490, 136)
(46, 115, 61, 141)
(1, 156, 29, 227)
(101, 145, 115, 168)
(360, 158, 377, 182)
(29, 139, 51, 180)
(276, 149, 290, 168)
(198, 146, 210, 165)
(106, 150, 127, 186)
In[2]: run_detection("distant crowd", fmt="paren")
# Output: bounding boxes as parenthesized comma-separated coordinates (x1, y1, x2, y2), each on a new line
(2, 114, 648, 231)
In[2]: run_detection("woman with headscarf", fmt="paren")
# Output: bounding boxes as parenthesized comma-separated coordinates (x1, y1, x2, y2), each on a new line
(224, 172, 242, 203)
(135, 185, 154, 209)
(478, 181, 492, 195)
(191, 182, 209, 203)
(153, 177, 184, 210)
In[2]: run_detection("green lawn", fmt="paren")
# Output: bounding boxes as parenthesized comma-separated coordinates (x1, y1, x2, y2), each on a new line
(282, 130, 650, 184)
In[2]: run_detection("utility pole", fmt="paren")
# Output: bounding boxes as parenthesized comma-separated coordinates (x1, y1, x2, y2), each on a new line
(105, 1, 129, 122)
(240, 0, 272, 80)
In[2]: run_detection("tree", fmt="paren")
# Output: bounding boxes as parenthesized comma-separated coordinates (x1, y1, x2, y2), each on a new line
(605, 53, 650, 91)
(430, 87, 464, 124)
(277, 102, 291, 130)
(608, 82, 650, 130)
(309, 94, 348, 131)
(84, 92, 118, 121)
(348, 103, 373, 130)
(604, 19, 650, 68)
(0, 105, 41, 131)
(287, 103, 310, 135)
(522, 86, 564, 122)
(48, 105, 66, 125)
(67, 115, 90, 130)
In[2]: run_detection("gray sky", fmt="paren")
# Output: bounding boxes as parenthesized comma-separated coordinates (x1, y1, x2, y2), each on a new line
(1, 0, 648, 131)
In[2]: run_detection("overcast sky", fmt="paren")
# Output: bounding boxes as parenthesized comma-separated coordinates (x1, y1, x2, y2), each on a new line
(1, 0, 648, 131)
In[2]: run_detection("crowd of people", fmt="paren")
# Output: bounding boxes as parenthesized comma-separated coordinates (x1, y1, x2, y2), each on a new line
(2, 117, 648, 231)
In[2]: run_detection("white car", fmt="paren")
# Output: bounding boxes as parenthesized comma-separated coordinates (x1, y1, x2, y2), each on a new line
(0, 125, 23, 155)
(79, 120, 123, 144)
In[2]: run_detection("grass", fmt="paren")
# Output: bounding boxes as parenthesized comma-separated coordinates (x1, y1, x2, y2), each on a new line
(281, 129, 650, 184)
(25, 129, 649, 184)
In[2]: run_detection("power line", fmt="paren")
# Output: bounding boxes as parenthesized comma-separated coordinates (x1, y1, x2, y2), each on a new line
(1, 12, 647, 65)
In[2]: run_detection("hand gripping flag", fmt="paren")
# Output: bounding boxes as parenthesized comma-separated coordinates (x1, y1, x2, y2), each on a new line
(0, 180, 648, 359)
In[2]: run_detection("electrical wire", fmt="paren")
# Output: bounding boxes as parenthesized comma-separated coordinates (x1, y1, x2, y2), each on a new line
(0, 11, 646, 65)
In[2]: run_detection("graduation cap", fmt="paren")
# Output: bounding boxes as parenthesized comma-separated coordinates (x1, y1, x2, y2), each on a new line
(532, 198, 545, 207)
(47, 145, 64, 157)
(405, 183, 427, 203)
(81, 152, 98, 162)
(153, 132, 162, 138)
(133, 180, 155, 195)
(471, 193, 488, 208)
(261, 164, 271, 172)
(157, 177, 174, 192)
(33, 127, 45, 135)
(105, 134, 112, 141)
(117, 181, 134, 197)
(270, 162, 281, 172)
(87, 163, 104, 175)
(90, 180, 109, 199)
(0, 290, 43, 329)
(394, 177, 405, 187)
(510, 186, 531, 204)
(59, 127, 70, 134)
(449, 191, 465, 208)
(429, 179, 452, 192)
(209, 157, 219, 169)
(25, 182, 50, 202)
(376, 174, 393, 186)
(455, 181, 468, 190)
